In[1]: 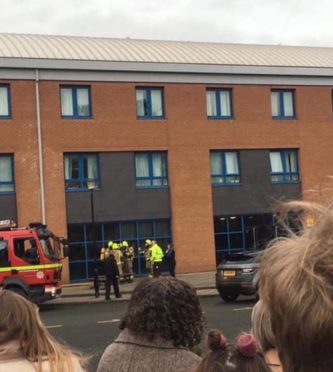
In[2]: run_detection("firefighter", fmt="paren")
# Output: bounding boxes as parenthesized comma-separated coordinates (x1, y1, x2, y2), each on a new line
(103, 249, 121, 300)
(144, 239, 153, 277)
(121, 240, 134, 282)
(108, 241, 123, 278)
(150, 240, 164, 278)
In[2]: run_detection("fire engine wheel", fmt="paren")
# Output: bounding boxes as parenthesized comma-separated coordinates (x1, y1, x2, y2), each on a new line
(7, 286, 28, 298)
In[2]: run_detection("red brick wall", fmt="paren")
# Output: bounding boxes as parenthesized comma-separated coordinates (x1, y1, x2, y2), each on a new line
(3, 79, 333, 280)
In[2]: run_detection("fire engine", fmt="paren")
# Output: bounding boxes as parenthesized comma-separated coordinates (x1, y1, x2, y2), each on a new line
(0, 220, 69, 303)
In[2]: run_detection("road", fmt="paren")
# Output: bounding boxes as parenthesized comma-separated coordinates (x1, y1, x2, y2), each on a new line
(40, 296, 255, 372)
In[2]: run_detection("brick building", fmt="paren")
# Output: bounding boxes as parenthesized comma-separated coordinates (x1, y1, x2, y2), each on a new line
(0, 34, 332, 282)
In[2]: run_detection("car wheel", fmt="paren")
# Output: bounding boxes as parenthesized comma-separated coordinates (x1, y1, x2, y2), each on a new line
(220, 292, 239, 303)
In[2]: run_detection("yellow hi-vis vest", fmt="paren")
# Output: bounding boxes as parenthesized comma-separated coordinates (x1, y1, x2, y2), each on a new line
(150, 244, 164, 263)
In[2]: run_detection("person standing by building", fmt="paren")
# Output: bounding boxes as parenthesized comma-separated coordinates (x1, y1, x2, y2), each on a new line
(104, 250, 121, 300)
(150, 240, 164, 278)
(165, 243, 176, 277)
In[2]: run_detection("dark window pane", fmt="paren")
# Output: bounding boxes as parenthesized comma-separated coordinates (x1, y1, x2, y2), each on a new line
(103, 223, 120, 241)
(121, 222, 137, 239)
(68, 224, 85, 242)
(215, 234, 229, 251)
(138, 221, 153, 238)
(154, 220, 170, 237)
(214, 217, 227, 233)
(86, 223, 103, 241)
(228, 216, 242, 232)
(69, 262, 87, 281)
(87, 242, 100, 260)
(68, 243, 86, 261)
(229, 233, 244, 250)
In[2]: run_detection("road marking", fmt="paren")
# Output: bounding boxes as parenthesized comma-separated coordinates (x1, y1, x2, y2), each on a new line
(97, 319, 120, 324)
(233, 307, 253, 311)
(46, 325, 63, 329)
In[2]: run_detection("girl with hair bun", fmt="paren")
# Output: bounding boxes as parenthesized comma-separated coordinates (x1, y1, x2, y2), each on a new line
(195, 330, 271, 372)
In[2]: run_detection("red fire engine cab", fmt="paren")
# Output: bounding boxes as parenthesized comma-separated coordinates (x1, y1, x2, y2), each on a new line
(0, 220, 68, 303)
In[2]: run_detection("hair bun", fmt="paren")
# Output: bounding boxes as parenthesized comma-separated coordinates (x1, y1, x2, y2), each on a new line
(207, 329, 227, 351)
(236, 333, 257, 357)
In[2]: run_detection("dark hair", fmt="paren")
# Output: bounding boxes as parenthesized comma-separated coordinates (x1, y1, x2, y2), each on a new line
(119, 277, 204, 348)
(195, 331, 270, 372)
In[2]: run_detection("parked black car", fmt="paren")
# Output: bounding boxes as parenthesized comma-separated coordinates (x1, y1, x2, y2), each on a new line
(215, 250, 262, 302)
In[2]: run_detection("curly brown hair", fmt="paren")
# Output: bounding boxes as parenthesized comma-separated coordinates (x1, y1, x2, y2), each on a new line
(119, 277, 204, 348)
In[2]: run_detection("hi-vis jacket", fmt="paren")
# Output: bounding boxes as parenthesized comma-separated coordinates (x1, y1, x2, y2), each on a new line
(150, 244, 164, 263)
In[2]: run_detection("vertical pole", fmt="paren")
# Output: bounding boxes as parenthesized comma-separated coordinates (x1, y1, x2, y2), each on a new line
(90, 188, 96, 259)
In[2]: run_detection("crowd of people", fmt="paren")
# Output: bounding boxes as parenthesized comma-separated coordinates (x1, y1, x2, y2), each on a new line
(0, 200, 332, 372)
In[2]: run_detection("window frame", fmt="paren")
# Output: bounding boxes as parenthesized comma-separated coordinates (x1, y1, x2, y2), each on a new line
(64, 153, 100, 191)
(271, 89, 296, 119)
(60, 85, 92, 119)
(0, 84, 11, 119)
(0, 154, 15, 194)
(269, 149, 299, 184)
(210, 151, 241, 186)
(135, 87, 165, 119)
(134, 152, 168, 188)
(206, 88, 233, 119)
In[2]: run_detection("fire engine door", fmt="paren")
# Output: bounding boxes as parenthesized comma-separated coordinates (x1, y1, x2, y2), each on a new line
(11, 237, 41, 281)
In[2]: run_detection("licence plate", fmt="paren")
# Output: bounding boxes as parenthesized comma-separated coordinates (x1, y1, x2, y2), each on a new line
(223, 270, 236, 277)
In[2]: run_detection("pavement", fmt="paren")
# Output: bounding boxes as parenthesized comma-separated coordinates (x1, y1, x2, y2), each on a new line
(52, 271, 218, 305)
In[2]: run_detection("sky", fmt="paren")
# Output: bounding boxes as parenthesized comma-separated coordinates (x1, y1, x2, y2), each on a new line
(0, 0, 332, 46)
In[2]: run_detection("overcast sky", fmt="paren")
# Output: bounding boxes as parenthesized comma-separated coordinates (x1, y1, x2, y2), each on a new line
(0, 0, 332, 46)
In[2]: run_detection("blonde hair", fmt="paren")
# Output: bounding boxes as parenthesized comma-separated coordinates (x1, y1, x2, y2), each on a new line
(0, 290, 84, 372)
(251, 300, 276, 353)
(260, 201, 333, 372)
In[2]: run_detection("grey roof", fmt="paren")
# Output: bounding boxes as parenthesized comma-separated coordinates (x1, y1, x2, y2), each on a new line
(1, 33, 333, 68)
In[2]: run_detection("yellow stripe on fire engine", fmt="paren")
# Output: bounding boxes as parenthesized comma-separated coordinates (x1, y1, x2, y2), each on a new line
(0, 263, 62, 273)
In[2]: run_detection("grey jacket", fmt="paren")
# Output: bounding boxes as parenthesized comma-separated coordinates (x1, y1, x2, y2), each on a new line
(97, 329, 201, 372)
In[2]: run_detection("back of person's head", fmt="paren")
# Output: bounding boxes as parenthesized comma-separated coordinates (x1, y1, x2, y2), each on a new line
(0, 290, 82, 372)
(195, 331, 270, 372)
(260, 201, 333, 372)
(251, 300, 276, 353)
(119, 277, 204, 348)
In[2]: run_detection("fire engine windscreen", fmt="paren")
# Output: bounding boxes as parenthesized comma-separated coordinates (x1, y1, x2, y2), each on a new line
(40, 238, 60, 260)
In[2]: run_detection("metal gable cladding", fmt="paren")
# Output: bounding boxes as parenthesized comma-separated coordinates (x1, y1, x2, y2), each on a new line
(0, 33, 333, 68)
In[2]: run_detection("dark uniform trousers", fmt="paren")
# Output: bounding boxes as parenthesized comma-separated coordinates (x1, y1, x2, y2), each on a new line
(104, 255, 121, 299)
(105, 275, 121, 299)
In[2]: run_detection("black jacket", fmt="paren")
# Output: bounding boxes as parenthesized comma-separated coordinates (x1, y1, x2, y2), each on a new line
(104, 255, 120, 277)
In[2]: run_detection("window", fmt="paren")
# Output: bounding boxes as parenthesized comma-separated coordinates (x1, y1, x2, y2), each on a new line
(136, 87, 164, 119)
(13, 238, 39, 264)
(269, 150, 299, 183)
(135, 152, 168, 187)
(0, 155, 14, 193)
(60, 86, 91, 118)
(271, 90, 295, 119)
(64, 153, 100, 190)
(210, 151, 240, 184)
(0, 85, 10, 118)
(68, 219, 171, 280)
(206, 89, 232, 119)
(0, 240, 9, 266)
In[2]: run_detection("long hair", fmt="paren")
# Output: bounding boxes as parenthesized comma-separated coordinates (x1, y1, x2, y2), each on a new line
(260, 201, 333, 372)
(251, 300, 276, 353)
(120, 277, 204, 348)
(0, 290, 83, 372)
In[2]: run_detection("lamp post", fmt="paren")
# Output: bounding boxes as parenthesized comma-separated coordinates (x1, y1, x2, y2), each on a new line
(89, 186, 99, 297)
(89, 187, 96, 260)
